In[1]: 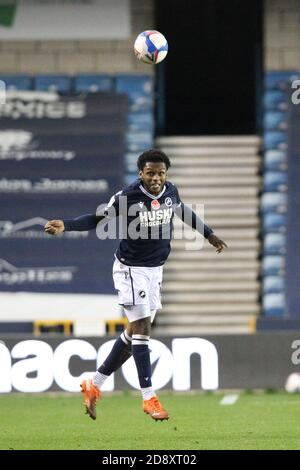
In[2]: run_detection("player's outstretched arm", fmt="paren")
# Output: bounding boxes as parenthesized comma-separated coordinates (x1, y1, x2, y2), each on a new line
(207, 233, 228, 253)
(175, 203, 228, 253)
(44, 219, 65, 236)
(44, 214, 105, 235)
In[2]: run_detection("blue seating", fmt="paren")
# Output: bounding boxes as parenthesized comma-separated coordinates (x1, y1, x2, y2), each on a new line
(126, 132, 153, 152)
(264, 150, 287, 171)
(263, 171, 287, 192)
(115, 75, 153, 112)
(115, 74, 153, 95)
(128, 113, 153, 132)
(264, 131, 287, 150)
(263, 293, 285, 316)
(263, 212, 287, 233)
(261, 192, 287, 213)
(262, 256, 285, 276)
(264, 111, 288, 131)
(125, 152, 140, 173)
(264, 233, 286, 255)
(263, 276, 285, 294)
(264, 91, 288, 111)
(265, 71, 300, 91)
(35, 75, 72, 92)
(0, 75, 32, 90)
(74, 74, 113, 92)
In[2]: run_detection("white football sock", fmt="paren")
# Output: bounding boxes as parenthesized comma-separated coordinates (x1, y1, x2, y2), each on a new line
(93, 371, 109, 390)
(141, 386, 156, 401)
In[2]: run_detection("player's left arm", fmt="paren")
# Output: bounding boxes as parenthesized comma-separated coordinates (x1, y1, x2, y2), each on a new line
(175, 203, 228, 253)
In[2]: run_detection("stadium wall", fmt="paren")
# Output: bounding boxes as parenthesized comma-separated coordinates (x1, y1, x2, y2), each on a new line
(265, 0, 300, 70)
(1, 332, 300, 392)
(1, 0, 300, 74)
(0, 0, 154, 75)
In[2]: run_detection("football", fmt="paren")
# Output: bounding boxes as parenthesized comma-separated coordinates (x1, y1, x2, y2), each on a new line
(134, 30, 168, 64)
(285, 373, 300, 393)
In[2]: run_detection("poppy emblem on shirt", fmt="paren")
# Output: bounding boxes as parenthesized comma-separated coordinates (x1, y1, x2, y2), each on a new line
(165, 197, 172, 207)
(151, 199, 160, 210)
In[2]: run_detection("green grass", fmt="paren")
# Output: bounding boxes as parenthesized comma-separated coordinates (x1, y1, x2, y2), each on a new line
(0, 392, 300, 450)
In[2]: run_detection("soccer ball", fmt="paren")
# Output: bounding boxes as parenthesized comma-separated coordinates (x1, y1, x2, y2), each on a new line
(134, 30, 168, 65)
(285, 373, 300, 393)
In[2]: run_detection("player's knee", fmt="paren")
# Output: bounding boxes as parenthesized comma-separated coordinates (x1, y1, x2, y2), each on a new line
(131, 317, 151, 336)
(126, 325, 133, 337)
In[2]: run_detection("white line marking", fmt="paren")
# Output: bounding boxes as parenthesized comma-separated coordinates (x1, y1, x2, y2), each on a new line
(220, 394, 239, 405)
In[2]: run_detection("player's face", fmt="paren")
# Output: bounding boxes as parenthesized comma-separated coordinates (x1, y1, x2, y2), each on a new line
(139, 162, 167, 196)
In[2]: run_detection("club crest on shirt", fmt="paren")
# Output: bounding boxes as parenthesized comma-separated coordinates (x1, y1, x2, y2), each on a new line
(165, 197, 172, 207)
(151, 199, 160, 210)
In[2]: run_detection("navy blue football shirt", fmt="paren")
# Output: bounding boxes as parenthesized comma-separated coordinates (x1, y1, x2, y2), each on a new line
(63, 178, 213, 267)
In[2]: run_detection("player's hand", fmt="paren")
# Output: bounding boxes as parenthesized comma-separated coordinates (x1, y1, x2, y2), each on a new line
(208, 233, 228, 253)
(44, 219, 65, 236)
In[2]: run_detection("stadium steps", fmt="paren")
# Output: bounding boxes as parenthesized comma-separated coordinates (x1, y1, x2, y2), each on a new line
(155, 135, 261, 335)
(153, 325, 251, 335)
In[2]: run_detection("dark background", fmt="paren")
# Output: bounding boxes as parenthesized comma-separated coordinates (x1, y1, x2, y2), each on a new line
(155, 0, 263, 135)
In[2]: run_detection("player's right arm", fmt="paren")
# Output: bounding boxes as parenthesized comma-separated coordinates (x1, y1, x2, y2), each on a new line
(44, 190, 121, 236)
(44, 214, 105, 235)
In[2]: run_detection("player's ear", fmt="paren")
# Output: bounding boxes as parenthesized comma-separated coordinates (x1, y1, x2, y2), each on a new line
(139, 170, 143, 178)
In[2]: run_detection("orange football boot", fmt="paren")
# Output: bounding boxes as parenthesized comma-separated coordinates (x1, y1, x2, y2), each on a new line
(143, 396, 169, 421)
(80, 379, 101, 420)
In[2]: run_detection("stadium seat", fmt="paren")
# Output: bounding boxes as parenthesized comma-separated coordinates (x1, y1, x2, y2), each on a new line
(263, 233, 286, 255)
(264, 150, 287, 171)
(105, 318, 128, 334)
(263, 171, 287, 192)
(115, 75, 153, 112)
(0, 75, 32, 90)
(125, 152, 140, 172)
(126, 131, 153, 152)
(262, 255, 285, 276)
(261, 192, 287, 213)
(74, 74, 113, 92)
(263, 91, 288, 111)
(264, 111, 288, 131)
(263, 276, 285, 294)
(34, 320, 73, 335)
(35, 75, 72, 92)
(264, 131, 287, 150)
(115, 74, 153, 95)
(128, 112, 154, 132)
(263, 292, 285, 316)
(263, 212, 287, 233)
(265, 71, 300, 91)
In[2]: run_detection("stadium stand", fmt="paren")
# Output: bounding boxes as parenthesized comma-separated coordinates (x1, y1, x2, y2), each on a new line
(35, 74, 72, 92)
(0, 75, 33, 90)
(259, 71, 298, 321)
(74, 74, 113, 92)
(156, 135, 261, 334)
(0, 73, 154, 336)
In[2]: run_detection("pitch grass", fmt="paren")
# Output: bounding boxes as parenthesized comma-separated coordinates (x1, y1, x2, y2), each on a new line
(0, 391, 300, 450)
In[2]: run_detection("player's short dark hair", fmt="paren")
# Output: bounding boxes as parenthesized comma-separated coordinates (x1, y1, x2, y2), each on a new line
(137, 149, 171, 171)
